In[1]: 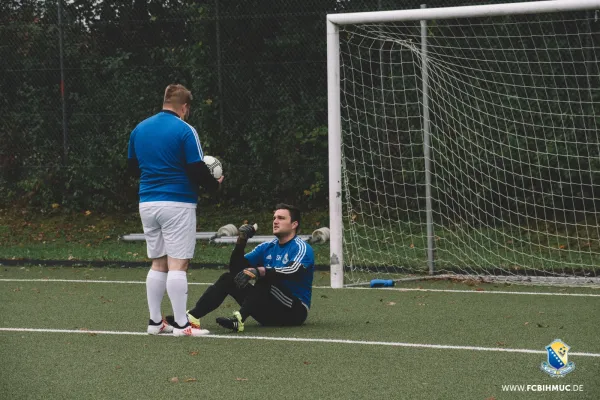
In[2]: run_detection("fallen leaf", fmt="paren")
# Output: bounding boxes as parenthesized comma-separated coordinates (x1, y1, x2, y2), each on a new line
(116, 365, 122, 369)
(170, 377, 179, 383)
(51, 203, 60, 209)
(386, 301, 396, 306)
(536, 323, 549, 328)
(524, 322, 529, 325)
(475, 288, 484, 292)
(303, 361, 310, 365)
(184, 378, 197, 383)
(496, 341, 506, 347)
(84, 210, 92, 216)
(235, 378, 248, 381)
(189, 351, 199, 356)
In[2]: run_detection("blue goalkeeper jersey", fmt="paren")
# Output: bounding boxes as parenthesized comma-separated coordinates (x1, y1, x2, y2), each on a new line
(128, 110, 204, 204)
(244, 236, 315, 308)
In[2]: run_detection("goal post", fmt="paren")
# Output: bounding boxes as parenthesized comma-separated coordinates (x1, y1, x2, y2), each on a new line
(327, 0, 600, 287)
(327, 18, 344, 288)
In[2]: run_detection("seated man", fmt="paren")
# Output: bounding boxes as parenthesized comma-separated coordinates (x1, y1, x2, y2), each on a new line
(172, 203, 315, 332)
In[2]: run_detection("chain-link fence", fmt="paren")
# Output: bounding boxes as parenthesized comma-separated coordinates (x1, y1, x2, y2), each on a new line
(1, 0, 537, 212)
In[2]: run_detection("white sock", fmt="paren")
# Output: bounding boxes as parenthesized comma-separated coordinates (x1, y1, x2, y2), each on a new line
(146, 270, 168, 323)
(167, 270, 189, 327)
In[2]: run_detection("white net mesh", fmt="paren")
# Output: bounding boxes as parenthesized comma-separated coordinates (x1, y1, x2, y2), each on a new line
(338, 10, 600, 285)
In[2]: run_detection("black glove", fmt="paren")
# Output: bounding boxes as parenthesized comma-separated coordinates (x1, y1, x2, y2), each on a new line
(234, 267, 259, 288)
(238, 223, 257, 239)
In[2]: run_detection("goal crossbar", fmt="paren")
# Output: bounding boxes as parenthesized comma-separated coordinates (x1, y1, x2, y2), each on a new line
(327, 0, 600, 25)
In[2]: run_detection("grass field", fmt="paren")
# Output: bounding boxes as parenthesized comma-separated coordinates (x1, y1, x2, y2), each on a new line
(1, 208, 599, 398)
(1, 265, 599, 399)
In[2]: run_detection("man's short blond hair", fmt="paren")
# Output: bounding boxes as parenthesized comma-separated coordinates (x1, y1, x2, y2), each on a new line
(163, 84, 193, 106)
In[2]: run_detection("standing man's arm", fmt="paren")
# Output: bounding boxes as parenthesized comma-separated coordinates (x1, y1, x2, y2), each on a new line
(185, 161, 220, 191)
(181, 126, 221, 191)
(127, 129, 141, 178)
(127, 158, 141, 178)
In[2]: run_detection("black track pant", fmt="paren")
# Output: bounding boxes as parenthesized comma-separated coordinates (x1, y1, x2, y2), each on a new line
(189, 272, 307, 326)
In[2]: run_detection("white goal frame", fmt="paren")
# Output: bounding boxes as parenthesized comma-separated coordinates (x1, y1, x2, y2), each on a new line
(327, 0, 600, 288)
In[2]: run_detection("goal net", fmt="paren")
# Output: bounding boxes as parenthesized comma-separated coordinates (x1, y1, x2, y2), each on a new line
(327, 1, 600, 286)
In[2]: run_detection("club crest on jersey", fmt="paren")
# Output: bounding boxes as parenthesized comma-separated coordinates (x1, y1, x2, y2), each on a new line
(266, 254, 272, 260)
(541, 339, 575, 378)
(282, 253, 289, 264)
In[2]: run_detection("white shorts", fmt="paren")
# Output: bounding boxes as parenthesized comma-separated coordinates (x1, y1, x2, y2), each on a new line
(139, 202, 197, 260)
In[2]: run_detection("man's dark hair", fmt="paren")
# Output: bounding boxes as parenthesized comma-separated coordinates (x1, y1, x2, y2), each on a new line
(274, 203, 301, 232)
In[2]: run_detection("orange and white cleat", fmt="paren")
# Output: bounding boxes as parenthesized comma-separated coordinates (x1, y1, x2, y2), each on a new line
(173, 323, 210, 337)
(147, 318, 174, 335)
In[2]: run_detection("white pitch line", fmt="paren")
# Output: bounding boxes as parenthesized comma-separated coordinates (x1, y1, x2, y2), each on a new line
(1, 327, 599, 358)
(1, 278, 598, 297)
(0, 279, 210, 286)
(324, 286, 600, 297)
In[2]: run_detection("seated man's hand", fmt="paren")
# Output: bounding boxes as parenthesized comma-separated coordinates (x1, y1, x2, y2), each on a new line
(234, 267, 259, 288)
(238, 223, 257, 239)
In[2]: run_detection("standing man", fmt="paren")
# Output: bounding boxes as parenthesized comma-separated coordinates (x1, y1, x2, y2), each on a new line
(128, 84, 223, 337)
(171, 203, 315, 332)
